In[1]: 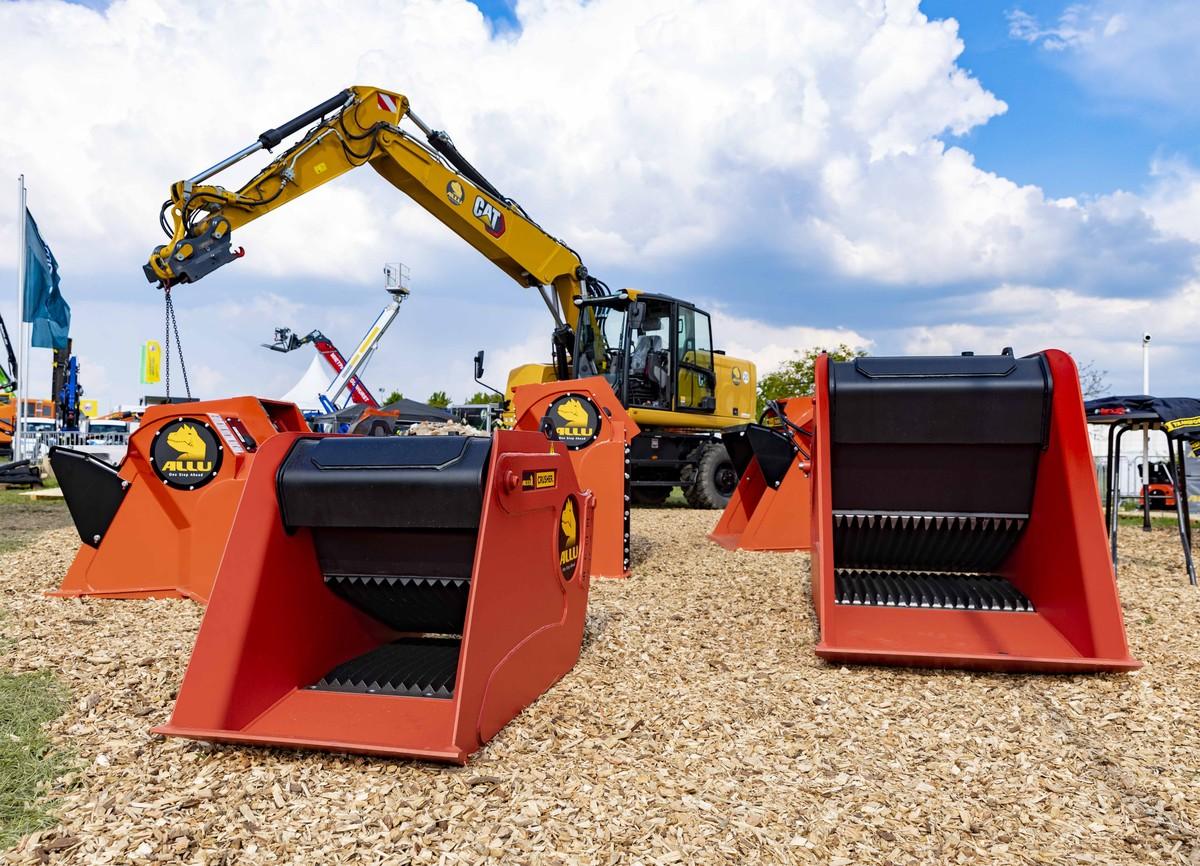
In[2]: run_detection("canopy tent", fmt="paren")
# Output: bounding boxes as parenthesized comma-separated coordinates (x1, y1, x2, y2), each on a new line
(1085, 395, 1198, 586)
(279, 354, 336, 413)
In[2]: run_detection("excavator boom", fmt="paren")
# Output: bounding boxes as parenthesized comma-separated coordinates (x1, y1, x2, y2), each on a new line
(146, 86, 592, 338)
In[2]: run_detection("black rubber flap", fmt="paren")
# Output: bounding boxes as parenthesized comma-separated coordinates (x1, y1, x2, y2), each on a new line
(834, 569, 1033, 611)
(830, 354, 1051, 446)
(313, 637, 461, 698)
(722, 423, 797, 487)
(721, 424, 756, 476)
(49, 447, 128, 548)
(324, 574, 470, 634)
(278, 436, 490, 530)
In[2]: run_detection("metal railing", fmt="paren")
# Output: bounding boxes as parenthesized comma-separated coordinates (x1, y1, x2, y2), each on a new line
(24, 431, 130, 465)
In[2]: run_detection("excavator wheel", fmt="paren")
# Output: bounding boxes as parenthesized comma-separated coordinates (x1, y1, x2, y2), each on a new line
(684, 442, 737, 509)
(631, 487, 672, 506)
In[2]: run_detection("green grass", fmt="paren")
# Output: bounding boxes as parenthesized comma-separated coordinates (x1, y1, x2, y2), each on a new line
(0, 485, 69, 556)
(0, 671, 70, 848)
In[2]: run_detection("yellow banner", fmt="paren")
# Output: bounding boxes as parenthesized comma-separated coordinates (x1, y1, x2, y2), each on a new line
(80, 399, 99, 419)
(141, 340, 161, 385)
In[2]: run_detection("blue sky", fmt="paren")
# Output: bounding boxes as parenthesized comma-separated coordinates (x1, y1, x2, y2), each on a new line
(923, 0, 1200, 197)
(2, 0, 1198, 409)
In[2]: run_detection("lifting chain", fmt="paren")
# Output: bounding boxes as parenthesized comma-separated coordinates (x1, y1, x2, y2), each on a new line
(162, 286, 192, 401)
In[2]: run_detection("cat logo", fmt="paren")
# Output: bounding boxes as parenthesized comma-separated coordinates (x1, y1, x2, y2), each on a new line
(446, 180, 465, 206)
(472, 195, 506, 237)
(546, 394, 601, 450)
(150, 418, 223, 490)
(521, 469, 558, 491)
(558, 497, 580, 580)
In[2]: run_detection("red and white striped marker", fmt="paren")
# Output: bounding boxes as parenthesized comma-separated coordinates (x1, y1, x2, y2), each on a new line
(377, 93, 398, 114)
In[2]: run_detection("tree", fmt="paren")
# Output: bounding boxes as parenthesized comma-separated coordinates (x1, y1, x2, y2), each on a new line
(757, 344, 866, 414)
(464, 390, 499, 404)
(1076, 360, 1111, 399)
(381, 390, 403, 405)
(426, 390, 451, 409)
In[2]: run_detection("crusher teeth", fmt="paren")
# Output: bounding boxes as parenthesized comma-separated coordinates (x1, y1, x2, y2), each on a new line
(834, 569, 1034, 612)
(313, 637, 461, 698)
(833, 511, 1028, 573)
(324, 574, 470, 635)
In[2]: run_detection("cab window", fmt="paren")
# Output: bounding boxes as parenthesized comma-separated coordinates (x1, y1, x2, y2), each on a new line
(626, 299, 673, 409)
(676, 306, 716, 412)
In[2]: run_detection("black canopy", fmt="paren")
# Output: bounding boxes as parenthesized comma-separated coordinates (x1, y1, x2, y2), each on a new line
(1085, 395, 1200, 443)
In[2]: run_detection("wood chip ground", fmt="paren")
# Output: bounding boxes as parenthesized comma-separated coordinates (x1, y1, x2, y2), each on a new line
(1, 514, 1197, 864)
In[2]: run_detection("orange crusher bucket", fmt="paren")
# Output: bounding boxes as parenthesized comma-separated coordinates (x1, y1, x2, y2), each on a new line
(511, 376, 638, 579)
(810, 349, 1140, 673)
(155, 429, 595, 763)
(709, 396, 814, 552)
(49, 397, 308, 602)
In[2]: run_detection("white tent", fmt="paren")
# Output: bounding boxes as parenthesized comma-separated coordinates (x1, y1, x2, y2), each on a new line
(279, 353, 336, 413)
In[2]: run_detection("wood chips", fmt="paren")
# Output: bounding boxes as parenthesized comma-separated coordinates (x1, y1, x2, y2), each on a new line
(1, 513, 1197, 864)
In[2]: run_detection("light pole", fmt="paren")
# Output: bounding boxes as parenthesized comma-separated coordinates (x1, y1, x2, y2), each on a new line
(1142, 332, 1152, 532)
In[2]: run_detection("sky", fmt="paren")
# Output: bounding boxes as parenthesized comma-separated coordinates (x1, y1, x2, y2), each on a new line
(0, 0, 1198, 412)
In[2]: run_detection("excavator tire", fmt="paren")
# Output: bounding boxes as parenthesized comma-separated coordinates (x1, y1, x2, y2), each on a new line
(631, 487, 672, 506)
(684, 442, 737, 510)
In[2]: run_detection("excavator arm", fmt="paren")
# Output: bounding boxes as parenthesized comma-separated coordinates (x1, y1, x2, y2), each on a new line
(146, 86, 603, 354)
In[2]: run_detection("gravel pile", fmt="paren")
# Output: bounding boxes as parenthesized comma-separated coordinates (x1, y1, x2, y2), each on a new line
(1, 513, 1197, 865)
(402, 422, 488, 437)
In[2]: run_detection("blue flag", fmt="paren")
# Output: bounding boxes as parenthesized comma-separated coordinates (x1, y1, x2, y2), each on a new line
(23, 209, 71, 350)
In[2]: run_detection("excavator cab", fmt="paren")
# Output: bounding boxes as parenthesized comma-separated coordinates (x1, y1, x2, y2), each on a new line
(573, 292, 718, 417)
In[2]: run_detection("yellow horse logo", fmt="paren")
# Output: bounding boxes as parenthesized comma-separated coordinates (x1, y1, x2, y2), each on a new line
(555, 398, 590, 427)
(560, 499, 577, 548)
(166, 424, 207, 461)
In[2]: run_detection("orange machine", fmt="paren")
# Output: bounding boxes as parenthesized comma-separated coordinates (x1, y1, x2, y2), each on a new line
(810, 349, 1140, 673)
(50, 397, 308, 602)
(709, 397, 813, 552)
(511, 376, 639, 579)
(156, 429, 594, 763)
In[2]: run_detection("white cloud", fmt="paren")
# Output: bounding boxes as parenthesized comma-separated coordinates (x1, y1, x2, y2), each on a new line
(710, 308, 870, 377)
(0, 0, 1010, 281)
(1141, 158, 1200, 245)
(896, 279, 1199, 393)
(0, 0, 1195, 408)
(1008, 1, 1200, 114)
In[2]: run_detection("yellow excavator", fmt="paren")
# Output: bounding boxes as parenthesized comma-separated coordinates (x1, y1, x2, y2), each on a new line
(145, 85, 756, 506)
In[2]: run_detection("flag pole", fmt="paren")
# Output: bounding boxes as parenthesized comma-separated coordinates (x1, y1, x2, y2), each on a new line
(14, 175, 26, 462)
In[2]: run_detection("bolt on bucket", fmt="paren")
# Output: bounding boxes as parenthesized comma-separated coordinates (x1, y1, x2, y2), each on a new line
(50, 397, 308, 602)
(810, 349, 1140, 673)
(155, 429, 594, 763)
(709, 396, 814, 552)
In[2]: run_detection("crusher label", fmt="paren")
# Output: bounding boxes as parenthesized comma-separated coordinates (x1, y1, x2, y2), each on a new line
(521, 469, 558, 491)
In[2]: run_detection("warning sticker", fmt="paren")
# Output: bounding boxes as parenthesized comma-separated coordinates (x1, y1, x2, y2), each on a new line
(207, 413, 246, 455)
